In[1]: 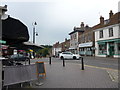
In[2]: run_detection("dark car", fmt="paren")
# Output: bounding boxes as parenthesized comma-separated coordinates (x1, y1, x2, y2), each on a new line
(9, 54, 30, 61)
(9, 54, 30, 65)
(2, 54, 30, 66)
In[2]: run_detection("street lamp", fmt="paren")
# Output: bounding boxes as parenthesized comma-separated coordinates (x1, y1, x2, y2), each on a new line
(33, 22, 38, 44)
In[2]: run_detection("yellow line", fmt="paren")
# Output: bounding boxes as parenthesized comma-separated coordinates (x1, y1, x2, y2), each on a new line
(84, 64, 118, 71)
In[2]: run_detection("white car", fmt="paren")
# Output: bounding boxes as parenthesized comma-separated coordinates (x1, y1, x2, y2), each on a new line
(59, 52, 81, 60)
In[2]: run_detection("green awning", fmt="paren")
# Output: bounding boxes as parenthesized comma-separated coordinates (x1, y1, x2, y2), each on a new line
(0, 40, 6, 44)
(97, 42, 106, 45)
(97, 38, 120, 44)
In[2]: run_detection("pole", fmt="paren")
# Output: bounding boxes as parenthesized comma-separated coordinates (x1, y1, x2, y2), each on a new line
(81, 57, 84, 70)
(63, 58, 65, 67)
(33, 26, 35, 58)
(0, 9, 2, 90)
(33, 26, 35, 44)
(49, 57, 51, 65)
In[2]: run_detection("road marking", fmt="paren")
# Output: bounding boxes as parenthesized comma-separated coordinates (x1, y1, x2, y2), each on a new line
(69, 63, 118, 71)
(84, 64, 118, 71)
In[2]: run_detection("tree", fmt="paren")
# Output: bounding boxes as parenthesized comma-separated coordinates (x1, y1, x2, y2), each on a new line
(36, 45, 52, 57)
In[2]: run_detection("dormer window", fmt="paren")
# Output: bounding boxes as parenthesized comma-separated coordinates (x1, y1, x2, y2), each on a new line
(104, 19, 109, 25)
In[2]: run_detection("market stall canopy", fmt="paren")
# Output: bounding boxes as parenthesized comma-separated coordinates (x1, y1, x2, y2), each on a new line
(2, 15, 29, 45)
(23, 42, 44, 49)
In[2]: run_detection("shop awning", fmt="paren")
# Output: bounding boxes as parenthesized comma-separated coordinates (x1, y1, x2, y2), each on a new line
(97, 42, 106, 45)
(97, 38, 120, 44)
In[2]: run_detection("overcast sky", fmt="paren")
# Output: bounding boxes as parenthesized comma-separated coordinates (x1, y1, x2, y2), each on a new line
(0, 0, 119, 45)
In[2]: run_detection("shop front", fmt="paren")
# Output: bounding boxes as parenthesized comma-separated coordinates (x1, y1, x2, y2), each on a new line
(69, 47, 77, 54)
(97, 38, 120, 58)
(79, 42, 95, 56)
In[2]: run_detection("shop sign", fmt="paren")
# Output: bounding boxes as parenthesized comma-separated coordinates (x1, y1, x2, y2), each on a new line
(0, 40, 6, 44)
(79, 42, 93, 47)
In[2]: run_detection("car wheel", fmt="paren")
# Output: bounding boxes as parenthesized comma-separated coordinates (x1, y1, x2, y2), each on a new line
(73, 56, 76, 59)
(60, 56, 64, 60)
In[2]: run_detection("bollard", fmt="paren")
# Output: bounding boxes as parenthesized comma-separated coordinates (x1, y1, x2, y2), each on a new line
(29, 59, 30, 65)
(63, 58, 65, 67)
(49, 57, 51, 65)
(81, 57, 84, 70)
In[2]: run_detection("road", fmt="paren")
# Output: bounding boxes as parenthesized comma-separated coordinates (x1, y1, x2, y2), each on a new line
(30, 56, 118, 70)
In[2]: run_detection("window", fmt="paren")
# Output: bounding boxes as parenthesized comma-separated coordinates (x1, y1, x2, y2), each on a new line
(109, 28, 113, 37)
(99, 30, 103, 38)
(99, 44, 107, 54)
(74, 34, 77, 39)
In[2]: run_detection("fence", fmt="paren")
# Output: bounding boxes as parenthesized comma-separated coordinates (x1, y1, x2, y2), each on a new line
(3, 64, 37, 86)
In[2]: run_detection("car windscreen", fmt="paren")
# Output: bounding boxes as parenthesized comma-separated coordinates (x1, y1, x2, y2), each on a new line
(10, 54, 24, 58)
(62, 52, 72, 55)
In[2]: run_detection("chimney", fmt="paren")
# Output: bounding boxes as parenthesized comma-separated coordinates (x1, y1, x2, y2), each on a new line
(81, 22, 84, 28)
(74, 26, 76, 31)
(100, 16, 104, 25)
(65, 38, 67, 41)
(85, 24, 89, 30)
(109, 10, 113, 18)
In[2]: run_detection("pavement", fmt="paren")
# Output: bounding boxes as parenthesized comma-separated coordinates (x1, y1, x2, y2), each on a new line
(31, 60, 118, 88)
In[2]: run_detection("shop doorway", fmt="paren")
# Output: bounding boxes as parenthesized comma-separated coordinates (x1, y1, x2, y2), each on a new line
(109, 43, 114, 57)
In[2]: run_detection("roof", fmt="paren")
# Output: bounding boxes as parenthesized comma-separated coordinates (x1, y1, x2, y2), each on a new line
(92, 12, 120, 31)
(69, 30, 84, 35)
(69, 25, 91, 35)
(23, 42, 44, 48)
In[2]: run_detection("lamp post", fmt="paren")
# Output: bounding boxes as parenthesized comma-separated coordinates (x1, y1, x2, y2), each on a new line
(32, 22, 38, 58)
(33, 22, 37, 44)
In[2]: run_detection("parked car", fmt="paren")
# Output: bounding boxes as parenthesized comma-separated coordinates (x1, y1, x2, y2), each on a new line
(59, 52, 81, 60)
(9, 54, 30, 61)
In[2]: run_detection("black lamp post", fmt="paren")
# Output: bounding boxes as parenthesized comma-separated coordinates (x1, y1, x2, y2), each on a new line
(33, 22, 37, 44)
(32, 22, 38, 58)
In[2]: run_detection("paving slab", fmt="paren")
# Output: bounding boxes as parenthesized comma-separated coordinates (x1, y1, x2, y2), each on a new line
(32, 62, 118, 88)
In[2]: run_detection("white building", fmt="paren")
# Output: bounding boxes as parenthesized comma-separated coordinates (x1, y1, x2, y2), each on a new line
(94, 11, 120, 58)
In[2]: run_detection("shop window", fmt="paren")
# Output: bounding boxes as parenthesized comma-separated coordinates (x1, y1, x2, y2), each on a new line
(99, 44, 107, 54)
(109, 28, 113, 37)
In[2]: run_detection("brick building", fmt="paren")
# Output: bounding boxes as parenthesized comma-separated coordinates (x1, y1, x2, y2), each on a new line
(52, 38, 70, 57)
(69, 22, 85, 54)
(78, 25, 95, 56)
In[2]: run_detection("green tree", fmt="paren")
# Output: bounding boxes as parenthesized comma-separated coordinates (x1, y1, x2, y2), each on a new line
(36, 45, 52, 57)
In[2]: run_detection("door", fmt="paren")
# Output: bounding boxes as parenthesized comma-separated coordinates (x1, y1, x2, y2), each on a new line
(109, 46, 114, 56)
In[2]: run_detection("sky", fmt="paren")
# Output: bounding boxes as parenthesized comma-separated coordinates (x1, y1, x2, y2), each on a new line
(0, 0, 120, 45)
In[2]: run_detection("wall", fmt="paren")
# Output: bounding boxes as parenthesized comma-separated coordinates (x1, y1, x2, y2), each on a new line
(95, 24, 119, 42)
(70, 32, 78, 49)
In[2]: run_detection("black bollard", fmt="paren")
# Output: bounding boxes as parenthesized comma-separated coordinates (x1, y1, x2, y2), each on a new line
(49, 57, 51, 65)
(29, 59, 30, 65)
(81, 57, 84, 70)
(63, 58, 65, 67)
